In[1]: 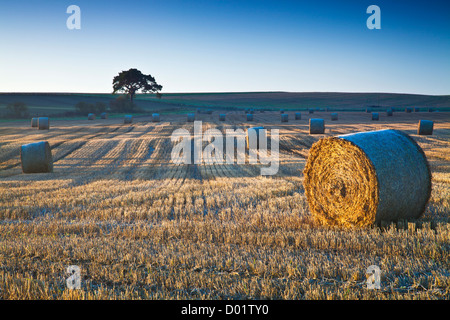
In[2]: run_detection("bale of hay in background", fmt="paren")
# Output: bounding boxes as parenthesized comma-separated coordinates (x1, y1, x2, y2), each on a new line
(187, 113, 195, 122)
(414, 107, 420, 112)
(219, 114, 226, 121)
(308, 108, 314, 114)
(405, 107, 412, 113)
(31, 118, 38, 127)
(152, 113, 160, 122)
(280, 109, 285, 114)
(386, 109, 393, 116)
(124, 115, 133, 124)
(21, 141, 53, 173)
(38, 117, 49, 130)
(281, 114, 288, 122)
(372, 112, 379, 121)
(417, 120, 433, 135)
(246, 114, 253, 121)
(246, 126, 266, 149)
(295, 112, 302, 120)
(88, 113, 96, 120)
(309, 119, 325, 134)
(303, 129, 431, 228)
(366, 108, 372, 113)
(100, 112, 108, 119)
(331, 113, 338, 121)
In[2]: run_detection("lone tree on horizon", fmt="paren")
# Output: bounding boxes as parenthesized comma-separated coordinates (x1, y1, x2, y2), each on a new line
(112, 68, 162, 105)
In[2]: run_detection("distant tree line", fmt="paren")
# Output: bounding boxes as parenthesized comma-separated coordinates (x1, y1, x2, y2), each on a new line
(3, 102, 29, 118)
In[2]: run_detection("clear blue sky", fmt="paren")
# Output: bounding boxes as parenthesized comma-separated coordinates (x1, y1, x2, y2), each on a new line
(0, 0, 449, 94)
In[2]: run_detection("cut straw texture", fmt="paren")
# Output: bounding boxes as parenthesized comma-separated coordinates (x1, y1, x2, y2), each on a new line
(417, 120, 433, 135)
(303, 129, 431, 228)
(38, 117, 49, 130)
(309, 119, 325, 134)
(21, 141, 53, 174)
(152, 113, 160, 122)
(124, 115, 133, 124)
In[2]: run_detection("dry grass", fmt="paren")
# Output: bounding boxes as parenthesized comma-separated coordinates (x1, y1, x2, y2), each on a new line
(0, 111, 449, 300)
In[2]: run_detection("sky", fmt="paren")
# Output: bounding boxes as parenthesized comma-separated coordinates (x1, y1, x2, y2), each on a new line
(0, 0, 449, 95)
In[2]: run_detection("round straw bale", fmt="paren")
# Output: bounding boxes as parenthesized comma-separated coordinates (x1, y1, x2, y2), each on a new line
(31, 118, 38, 127)
(152, 113, 160, 122)
(246, 114, 253, 121)
(187, 113, 195, 122)
(386, 109, 393, 116)
(246, 126, 265, 149)
(38, 117, 49, 130)
(21, 141, 53, 173)
(295, 112, 301, 120)
(309, 119, 325, 134)
(219, 114, 226, 121)
(331, 113, 338, 121)
(414, 107, 420, 112)
(366, 107, 372, 113)
(100, 112, 108, 119)
(88, 113, 96, 120)
(405, 107, 412, 113)
(308, 108, 314, 114)
(371, 112, 379, 121)
(303, 129, 431, 228)
(280, 109, 285, 114)
(124, 115, 133, 124)
(417, 120, 433, 135)
(281, 114, 288, 122)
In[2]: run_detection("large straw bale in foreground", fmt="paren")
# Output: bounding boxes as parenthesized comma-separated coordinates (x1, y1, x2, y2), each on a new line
(303, 129, 431, 228)
(21, 141, 53, 173)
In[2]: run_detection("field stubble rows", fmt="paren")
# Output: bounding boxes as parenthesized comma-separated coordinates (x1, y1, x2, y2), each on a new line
(0, 111, 449, 299)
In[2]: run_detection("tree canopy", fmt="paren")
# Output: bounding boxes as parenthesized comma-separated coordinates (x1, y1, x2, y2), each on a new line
(112, 68, 162, 104)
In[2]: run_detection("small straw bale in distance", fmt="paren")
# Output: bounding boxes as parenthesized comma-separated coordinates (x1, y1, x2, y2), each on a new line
(405, 107, 412, 113)
(100, 112, 108, 119)
(417, 120, 433, 135)
(31, 118, 38, 127)
(219, 114, 226, 121)
(187, 113, 195, 122)
(88, 113, 96, 120)
(280, 109, 285, 114)
(331, 113, 338, 121)
(308, 108, 314, 114)
(281, 114, 288, 122)
(20, 141, 53, 174)
(295, 112, 301, 120)
(246, 126, 265, 150)
(372, 112, 379, 121)
(124, 115, 133, 124)
(309, 118, 325, 134)
(38, 117, 49, 130)
(303, 129, 431, 228)
(152, 113, 160, 122)
(246, 114, 254, 121)
(386, 108, 393, 116)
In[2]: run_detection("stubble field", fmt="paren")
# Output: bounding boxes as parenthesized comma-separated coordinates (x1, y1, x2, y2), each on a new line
(0, 110, 449, 299)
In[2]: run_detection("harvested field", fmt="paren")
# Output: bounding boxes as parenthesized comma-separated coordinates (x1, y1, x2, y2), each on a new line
(0, 110, 449, 300)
